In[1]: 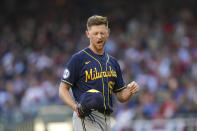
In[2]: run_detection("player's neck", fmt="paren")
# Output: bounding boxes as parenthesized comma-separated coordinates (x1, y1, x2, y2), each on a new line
(89, 46, 104, 55)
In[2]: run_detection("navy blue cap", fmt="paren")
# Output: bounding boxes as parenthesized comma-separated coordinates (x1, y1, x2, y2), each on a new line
(79, 89, 105, 112)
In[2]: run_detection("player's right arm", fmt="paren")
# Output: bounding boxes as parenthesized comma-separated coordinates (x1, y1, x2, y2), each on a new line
(59, 82, 78, 113)
(59, 53, 81, 113)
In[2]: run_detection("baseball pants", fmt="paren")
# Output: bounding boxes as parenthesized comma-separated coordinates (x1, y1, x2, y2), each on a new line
(73, 111, 111, 131)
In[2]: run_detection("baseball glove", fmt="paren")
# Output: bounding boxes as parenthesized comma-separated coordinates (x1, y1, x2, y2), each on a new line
(77, 103, 91, 118)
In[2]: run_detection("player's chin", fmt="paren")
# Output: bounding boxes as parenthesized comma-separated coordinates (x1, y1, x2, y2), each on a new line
(96, 45, 104, 50)
(96, 43, 104, 49)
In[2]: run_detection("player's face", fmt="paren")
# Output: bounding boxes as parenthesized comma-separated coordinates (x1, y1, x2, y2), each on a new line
(86, 25, 110, 53)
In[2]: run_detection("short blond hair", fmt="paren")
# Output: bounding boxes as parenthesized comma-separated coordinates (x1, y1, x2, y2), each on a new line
(87, 15, 108, 29)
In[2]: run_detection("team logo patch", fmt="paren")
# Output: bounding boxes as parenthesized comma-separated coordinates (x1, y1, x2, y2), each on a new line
(63, 68, 70, 79)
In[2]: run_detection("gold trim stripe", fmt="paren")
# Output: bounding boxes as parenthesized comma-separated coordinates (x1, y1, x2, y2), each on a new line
(106, 54, 109, 71)
(114, 86, 126, 92)
(61, 80, 73, 86)
(81, 118, 86, 131)
(106, 55, 110, 108)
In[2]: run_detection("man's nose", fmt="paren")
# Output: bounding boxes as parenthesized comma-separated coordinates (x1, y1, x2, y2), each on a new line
(97, 33, 102, 39)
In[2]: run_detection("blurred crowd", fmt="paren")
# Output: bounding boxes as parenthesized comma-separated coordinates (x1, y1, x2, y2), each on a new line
(0, 0, 197, 126)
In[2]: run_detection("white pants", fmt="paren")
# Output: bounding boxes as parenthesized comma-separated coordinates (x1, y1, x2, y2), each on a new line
(73, 111, 111, 131)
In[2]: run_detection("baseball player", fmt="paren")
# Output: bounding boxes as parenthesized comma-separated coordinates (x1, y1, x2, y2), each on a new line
(59, 15, 139, 131)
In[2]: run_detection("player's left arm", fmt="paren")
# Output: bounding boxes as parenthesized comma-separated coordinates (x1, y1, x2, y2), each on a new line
(115, 81, 139, 103)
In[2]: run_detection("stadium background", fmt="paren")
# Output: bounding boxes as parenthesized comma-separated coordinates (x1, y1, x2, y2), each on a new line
(0, 0, 197, 130)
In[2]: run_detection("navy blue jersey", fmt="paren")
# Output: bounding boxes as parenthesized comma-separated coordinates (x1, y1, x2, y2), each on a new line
(61, 47, 126, 112)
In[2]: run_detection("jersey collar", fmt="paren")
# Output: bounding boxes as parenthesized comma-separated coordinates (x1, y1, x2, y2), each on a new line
(85, 47, 106, 58)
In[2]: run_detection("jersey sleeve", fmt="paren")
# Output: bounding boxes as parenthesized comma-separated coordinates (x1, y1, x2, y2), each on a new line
(113, 60, 126, 93)
(61, 54, 80, 87)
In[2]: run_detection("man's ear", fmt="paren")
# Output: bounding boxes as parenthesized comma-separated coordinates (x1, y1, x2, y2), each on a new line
(107, 28, 110, 37)
(86, 30, 90, 38)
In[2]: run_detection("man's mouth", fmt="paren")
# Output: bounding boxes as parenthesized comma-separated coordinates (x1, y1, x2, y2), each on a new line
(97, 40, 103, 44)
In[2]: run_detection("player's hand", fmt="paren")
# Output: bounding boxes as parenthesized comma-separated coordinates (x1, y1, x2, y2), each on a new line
(127, 81, 139, 95)
(74, 104, 84, 117)
(73, 104, 80, 116)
